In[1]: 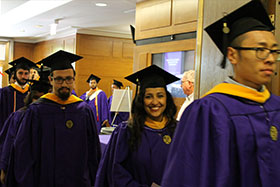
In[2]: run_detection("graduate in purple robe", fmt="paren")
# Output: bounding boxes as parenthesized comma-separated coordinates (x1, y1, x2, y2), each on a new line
(162, 1, 280, 186)
(0, 67, 49, 187)
(108, 79, 129, 125)
(0, 57, 35, 130)
(80, 74, 110, 132)
(0, 71, 52, 185)
(6, 50, 101, 187)
(95, 65, 179, 187)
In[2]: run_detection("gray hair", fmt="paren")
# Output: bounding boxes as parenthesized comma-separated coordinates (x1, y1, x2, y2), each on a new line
(182, 70, 195, 83)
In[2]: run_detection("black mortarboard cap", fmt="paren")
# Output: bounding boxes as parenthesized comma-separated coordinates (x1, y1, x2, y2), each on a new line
(205, 0, 274, 68)
(38, 66, 51, 82)
(28, 79, 52, 94)
(125, 65, 179, 93)
(5, 67, 15, 80)
(8, 57, 36, 70)
(113, 79, 123, 88)
(87, 74, 101, 83)
(37, 50, 83, 72)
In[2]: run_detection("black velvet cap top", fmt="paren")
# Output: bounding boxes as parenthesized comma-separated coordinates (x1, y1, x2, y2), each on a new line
(87, 74, 101, 83)
(204, 0, 274, 68)
(37, 50, 83, 72)
(125, 65, 179, 91)
(113, 79, 123, 88)
(8, 57, 36, 70)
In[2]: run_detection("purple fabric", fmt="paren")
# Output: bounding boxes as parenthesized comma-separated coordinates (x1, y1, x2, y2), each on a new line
(71, 89, 77, 96)
(0, 109, 25, 171)
(80, 91, 110, 132)
(99, 135, 111, 154)
(162, 93, 280, 187)
(0, 86, 28, 131)
(6, 98, 101, 187)
(95, 122, 174, 187)
(108, 96, 129, 125)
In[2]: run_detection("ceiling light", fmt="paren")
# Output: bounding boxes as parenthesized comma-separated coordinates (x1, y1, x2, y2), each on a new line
(35, 25, 43, 28)
(95, 3, 107, 7)
(50, 23, 58, 36)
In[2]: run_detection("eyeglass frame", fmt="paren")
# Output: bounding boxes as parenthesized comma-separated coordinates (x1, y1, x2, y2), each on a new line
(232, 47, 280, 60)
(51, 76, 75, 84)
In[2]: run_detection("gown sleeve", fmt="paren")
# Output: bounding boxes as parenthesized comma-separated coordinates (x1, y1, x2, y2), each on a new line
(95, 123, 149, 187)
(86, 105, 102, 185)
(0, 111, 24, 172)
(161, 96, 235, 187)
(9, 108, 39, 187)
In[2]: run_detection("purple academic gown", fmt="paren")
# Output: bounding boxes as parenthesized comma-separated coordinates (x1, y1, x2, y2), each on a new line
(162, 93, 280, 187)
(108, 96, 129, 125)
(80, 90, 110, 132)
(71, 89, 77, 96)
(95, 122, 175, 187)
(0, 86, 28, 130)
(0, 108, 26, 173)
(7, 96, 101, 187)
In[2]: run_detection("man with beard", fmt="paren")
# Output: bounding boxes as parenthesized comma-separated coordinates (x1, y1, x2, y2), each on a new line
(0, 57, 35, 131)
(162, 1, 280, 186)
(7, 50, 101, 187)
(80, 74, 110, 132)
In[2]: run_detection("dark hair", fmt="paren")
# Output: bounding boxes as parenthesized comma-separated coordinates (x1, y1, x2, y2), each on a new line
(22, 90, 41, 111)
(128, 87, 177, 151)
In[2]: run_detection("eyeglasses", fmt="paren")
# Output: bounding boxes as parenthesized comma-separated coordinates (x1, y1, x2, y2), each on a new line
(233, 47, 280, 60)
(52, 76, 74, 84)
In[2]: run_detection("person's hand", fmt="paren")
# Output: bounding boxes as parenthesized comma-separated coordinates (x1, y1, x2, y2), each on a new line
(1, 169, 6, 184)
(87, 89, 95, 97)
(102, 120, 110, 127)
(151, 182, 160, 187)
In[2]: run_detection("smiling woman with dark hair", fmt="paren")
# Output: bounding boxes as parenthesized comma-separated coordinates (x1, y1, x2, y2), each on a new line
(95, 65, 179, 187)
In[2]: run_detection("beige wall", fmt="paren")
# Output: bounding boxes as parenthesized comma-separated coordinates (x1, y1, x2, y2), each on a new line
(75, 34, 134, 97)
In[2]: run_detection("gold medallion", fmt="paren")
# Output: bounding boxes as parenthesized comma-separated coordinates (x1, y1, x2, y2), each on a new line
(66, 120, 74, 129)
(270, 125, 278, 141)
(163, 135, 172, 144)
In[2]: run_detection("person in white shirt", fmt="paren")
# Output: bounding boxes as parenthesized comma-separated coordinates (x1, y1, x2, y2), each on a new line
(176, 70, 195, 121)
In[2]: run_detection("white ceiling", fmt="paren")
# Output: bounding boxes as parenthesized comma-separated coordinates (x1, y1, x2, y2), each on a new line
(0, 0, 139, 42)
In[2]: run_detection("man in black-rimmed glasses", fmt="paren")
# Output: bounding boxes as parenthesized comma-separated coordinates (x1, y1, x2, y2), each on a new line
(162, 1, 280, 187)
(7, 50, 101, 187)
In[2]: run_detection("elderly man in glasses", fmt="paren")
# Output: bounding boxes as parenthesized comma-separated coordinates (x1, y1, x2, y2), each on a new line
(6, 50, 101, 187)
(162, 1, 280, 187)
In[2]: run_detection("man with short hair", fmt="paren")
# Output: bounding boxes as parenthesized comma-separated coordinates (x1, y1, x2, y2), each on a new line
(0, 57, 35, 130)
(162, 1, 280, 186)
(8, 50, 101, 187)
(176, 70, 195, 121)
(80, 74, 110, 132)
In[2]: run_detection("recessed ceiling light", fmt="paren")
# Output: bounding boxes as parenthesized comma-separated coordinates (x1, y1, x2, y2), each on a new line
(95, 3, 107, 7)
(35, 25, 43, 28)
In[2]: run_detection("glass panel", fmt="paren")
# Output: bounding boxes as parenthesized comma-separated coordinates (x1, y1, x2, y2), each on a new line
(152, 50, 195, 97)
(0, 44, 6, 60)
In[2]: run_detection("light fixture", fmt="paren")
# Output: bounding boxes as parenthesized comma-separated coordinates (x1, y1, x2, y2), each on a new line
(95, 3, 107, 7)
(50, 19, 59, 36)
